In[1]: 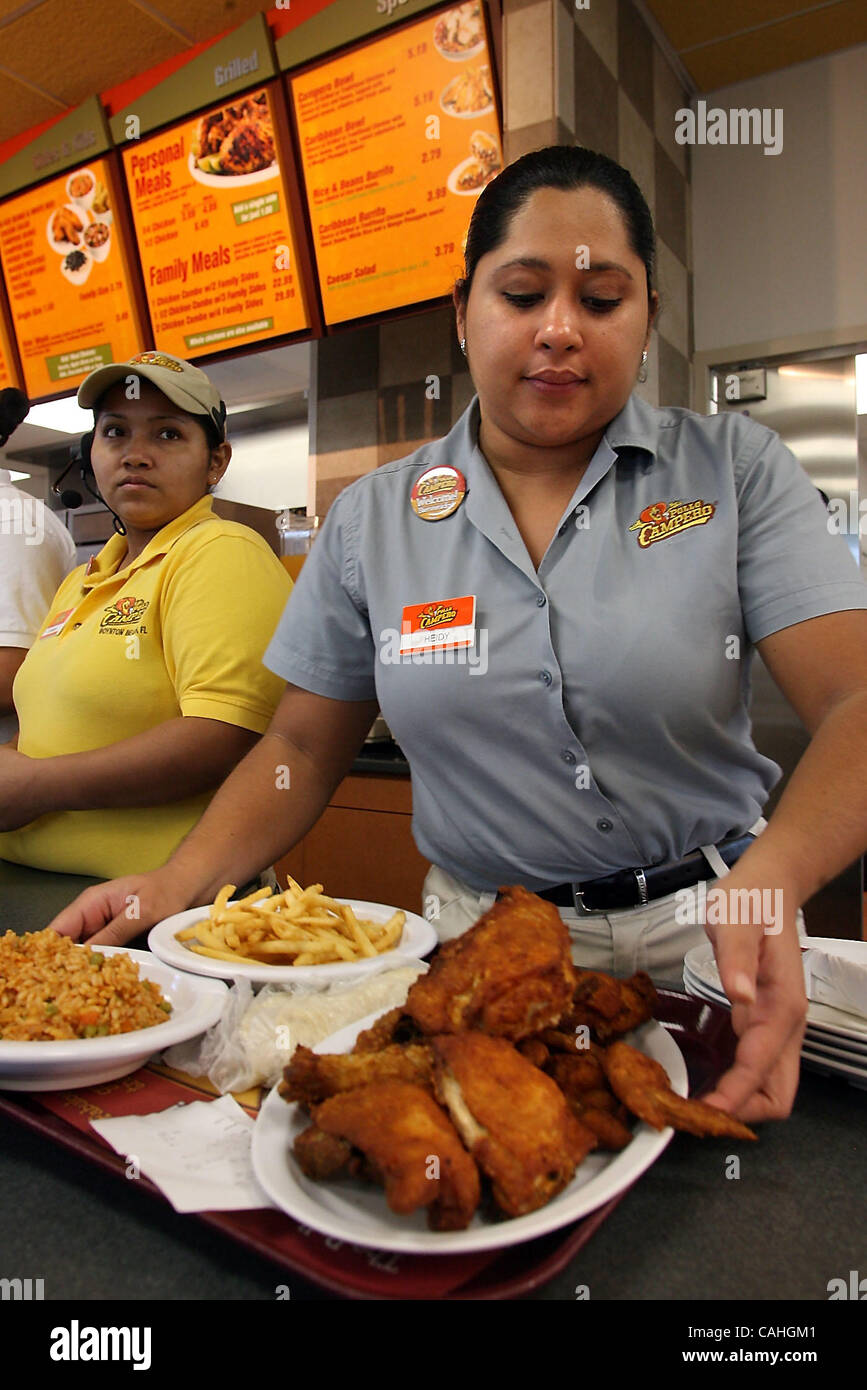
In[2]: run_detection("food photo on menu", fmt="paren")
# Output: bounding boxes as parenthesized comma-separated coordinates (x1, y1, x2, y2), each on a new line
(0, 0, 865, 1342)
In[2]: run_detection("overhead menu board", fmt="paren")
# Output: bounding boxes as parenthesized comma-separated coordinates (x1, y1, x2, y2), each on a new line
(290, 1, 503, 325)
(122, 85, 310, 358)
(0, 157, 143, 399)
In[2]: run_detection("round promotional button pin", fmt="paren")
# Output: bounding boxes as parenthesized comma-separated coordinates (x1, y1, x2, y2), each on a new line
(410, 465, 467, 521)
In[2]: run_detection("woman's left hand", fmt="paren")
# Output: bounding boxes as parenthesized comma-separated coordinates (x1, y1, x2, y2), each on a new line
(700, 861, 807, 1124)
(0, 746, 48, 831)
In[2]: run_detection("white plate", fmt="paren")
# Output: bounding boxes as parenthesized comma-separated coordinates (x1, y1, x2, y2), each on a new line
(251, 1012, 687, 1254)
(148, 898, 437, 985)
(439, 73, 494, 121)
(432, 5, 486, 63)
(187, 152, 278, 189)
(801, 1048, 867, 1088)
(685, 939, 867, 1039)
(0, 946, 227, 1091)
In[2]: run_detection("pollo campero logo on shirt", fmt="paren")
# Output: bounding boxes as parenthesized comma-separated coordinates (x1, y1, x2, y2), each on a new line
(99, 596, 149, 633)
(629, 498, 716, 549)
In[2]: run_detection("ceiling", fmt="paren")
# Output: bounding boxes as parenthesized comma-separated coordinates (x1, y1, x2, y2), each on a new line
(643, 0, 867, 92)
(0, 0, 865, 149)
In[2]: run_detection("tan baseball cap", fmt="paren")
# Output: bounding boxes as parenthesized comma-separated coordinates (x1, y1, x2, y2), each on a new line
(77, 350, 226, 436)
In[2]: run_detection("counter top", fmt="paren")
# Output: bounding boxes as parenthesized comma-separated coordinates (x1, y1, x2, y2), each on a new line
(2, 861, 865, 1303)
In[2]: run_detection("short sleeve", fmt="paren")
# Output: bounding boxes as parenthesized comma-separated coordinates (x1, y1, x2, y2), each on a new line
(264, 493, 378, 701)
(0, 521, 71, 648)
(161, 532, 290, 732)
(735, 424, 867, 644)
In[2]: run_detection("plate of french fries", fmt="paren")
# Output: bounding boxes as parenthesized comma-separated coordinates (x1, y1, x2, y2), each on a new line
(147, 878, 437, 983)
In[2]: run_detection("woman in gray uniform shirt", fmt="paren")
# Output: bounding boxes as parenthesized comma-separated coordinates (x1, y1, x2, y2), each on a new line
(52, 147, 867, 1126)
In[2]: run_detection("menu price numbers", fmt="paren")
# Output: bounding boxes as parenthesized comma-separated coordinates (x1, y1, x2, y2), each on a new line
(434, 242, 456, 257)
(274, 287, 296, 302)
(109, 281, 123, 293)
(181, 204, 196, 222)
(194, 218, 210, 233)
(406, 42, 428, 59)
(427, 186, 447, 203)
(421, 148, 442, 164)
(414, 89, 434, 108)
(202, 195, 217, 214)
(115, 309, 130, 323)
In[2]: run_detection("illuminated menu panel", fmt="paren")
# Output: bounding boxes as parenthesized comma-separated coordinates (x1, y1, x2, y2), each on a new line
(291, 1, 502, 325)
(0, 158, 142, 399)
(122, 86, 309, 357)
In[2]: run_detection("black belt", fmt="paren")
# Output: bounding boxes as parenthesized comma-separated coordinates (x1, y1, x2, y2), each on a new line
(535, 833, 756, 915)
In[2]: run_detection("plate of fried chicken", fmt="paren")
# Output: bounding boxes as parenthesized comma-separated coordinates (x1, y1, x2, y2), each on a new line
(189, 92, 277, 186)
(252, 887, 756, 1253)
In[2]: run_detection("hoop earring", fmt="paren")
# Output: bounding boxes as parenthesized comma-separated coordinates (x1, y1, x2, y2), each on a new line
(638, 348, 648, 384)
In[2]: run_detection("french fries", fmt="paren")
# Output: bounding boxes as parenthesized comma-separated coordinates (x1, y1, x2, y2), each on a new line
(175, 878, 405, 968)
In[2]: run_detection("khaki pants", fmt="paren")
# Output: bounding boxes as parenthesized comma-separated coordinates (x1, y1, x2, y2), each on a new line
(423, 836, 805, 990)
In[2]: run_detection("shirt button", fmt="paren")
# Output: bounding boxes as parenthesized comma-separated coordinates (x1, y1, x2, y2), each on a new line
(538, 670, 553, 686)
(536, 593, 547, 607)
(596, 818, 614, 833)
(558, 522, 568, 535)
(561, 750, 576, 765)
(72, 623, 82, 629)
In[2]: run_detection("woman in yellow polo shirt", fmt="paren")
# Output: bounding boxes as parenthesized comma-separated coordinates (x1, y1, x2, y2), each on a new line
(0, 351, 290, 877)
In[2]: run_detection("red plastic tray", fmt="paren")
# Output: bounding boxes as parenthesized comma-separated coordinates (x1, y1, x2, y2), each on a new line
(0, 990, 737, 1300)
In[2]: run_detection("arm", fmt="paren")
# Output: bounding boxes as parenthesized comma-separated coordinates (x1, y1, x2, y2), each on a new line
(47, 686, 380, 944)
(0, 716, 258, 831)
(704, 608, 867, 1123)
(0, 646, 26, 714)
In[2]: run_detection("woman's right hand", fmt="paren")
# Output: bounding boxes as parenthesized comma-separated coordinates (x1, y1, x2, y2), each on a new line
(46, 870, 196, 946)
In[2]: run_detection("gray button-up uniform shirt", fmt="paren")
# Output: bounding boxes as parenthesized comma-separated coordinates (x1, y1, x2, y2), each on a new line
(265, 392, 867, 893)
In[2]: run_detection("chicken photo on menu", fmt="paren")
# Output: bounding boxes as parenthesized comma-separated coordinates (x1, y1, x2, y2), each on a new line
(122, 86, 309, 357)
(291, 0, 503, 324)
(0, 158, 141, 397)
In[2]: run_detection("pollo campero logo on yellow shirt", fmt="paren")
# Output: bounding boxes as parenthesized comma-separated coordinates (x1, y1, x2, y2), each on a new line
(629, 498, 716, 549)
(99, 596, 149, 633)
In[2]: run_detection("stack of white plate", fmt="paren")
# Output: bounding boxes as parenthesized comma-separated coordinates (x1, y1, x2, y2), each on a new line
(683, 937, 867, 1090)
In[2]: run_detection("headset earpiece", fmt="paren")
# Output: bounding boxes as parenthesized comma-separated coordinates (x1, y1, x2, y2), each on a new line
(79, 430, 94, 473)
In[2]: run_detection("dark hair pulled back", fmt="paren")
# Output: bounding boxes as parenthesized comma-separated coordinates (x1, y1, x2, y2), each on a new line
(455, 145, 656, 303)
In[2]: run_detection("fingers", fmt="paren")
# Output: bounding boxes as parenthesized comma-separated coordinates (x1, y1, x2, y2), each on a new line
(702, 1012, 805, 1121)
(85, 914, 146, 947)
(46, 879, 144, 943)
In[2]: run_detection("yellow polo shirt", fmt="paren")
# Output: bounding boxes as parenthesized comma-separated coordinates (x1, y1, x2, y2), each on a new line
(0, 496, 291, 877)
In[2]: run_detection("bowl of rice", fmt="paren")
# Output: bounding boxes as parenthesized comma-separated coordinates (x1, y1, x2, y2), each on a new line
(0, 929, 227, 1090)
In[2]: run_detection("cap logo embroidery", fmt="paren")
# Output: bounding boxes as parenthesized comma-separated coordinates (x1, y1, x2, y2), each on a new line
(628, 498, 716, 549)
(129, 351, 184, 372)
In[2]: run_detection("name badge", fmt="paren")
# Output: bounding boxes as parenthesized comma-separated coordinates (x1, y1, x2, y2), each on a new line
(399, 595, 475, 657)
(39, 609, 73, 638)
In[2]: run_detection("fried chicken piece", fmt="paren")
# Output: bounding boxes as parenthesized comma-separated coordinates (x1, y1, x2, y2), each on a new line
(405, 886, 576, 1041)
(279, 1042, 434, 1106)
(192, 111, 231, 158)
(351, 1007, 421, 1053)
(571, 1105, 634, 1151)
(517, 1038, 550, 1068)
(547, 1052, 606, 1098)
(432, 1033, 597, 1218)
(293, 1122, 354, 1179)
(311, 1081, 480, 1230)
(51, 208, 84, 245)
(563, 970, 658, 1041)
(217, 118, 275, 175)
(603, 1041, 757, 1140)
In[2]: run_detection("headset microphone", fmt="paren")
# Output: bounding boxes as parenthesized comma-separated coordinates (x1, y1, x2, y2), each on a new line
(52, 432, 126, 535)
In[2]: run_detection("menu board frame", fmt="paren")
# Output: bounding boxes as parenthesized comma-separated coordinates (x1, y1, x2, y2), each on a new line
(116, 77, 323, 369)
(0, 150, 151, 405)
(284, 0, 504, 336)
(0, 274, 24, 393)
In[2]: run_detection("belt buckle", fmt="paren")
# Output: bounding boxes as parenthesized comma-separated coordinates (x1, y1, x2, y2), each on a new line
(570, 884, 598, 917)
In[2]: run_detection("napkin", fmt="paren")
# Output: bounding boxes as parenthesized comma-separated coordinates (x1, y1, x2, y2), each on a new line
(89, 1096, 275, 1213)
(801, 948, 867, 1021)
